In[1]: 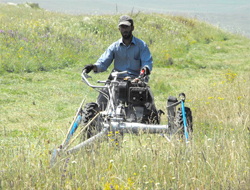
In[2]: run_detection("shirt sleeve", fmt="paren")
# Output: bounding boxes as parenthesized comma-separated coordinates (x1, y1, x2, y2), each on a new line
(94, 43, 115, 73)
(140, 42, 153, 72)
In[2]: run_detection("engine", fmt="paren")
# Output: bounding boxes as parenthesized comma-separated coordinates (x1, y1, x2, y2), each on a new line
(117, 80, 149, 106)
(115, 79, 152, 122)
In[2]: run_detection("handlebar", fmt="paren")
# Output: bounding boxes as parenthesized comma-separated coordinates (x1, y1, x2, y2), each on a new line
(111, 70, 128, 79)
(81, 70, 129, 88)
(81, 70, 106, 89)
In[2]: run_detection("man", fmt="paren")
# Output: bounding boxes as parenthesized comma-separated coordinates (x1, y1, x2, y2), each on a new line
(83, 15, 152, 79)
(83, 15, 156, 113)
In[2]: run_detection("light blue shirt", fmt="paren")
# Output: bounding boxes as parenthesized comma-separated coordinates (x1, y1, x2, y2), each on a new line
(94, 36, 153, 78)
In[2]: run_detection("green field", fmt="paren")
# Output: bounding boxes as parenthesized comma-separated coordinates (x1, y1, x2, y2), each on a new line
(0, 3, 250, 189)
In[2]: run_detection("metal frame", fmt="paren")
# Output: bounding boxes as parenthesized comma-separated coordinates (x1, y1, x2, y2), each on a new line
(51, 70, 188, 166)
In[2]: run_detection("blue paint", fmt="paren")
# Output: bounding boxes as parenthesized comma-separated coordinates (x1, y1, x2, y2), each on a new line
(181, 100, 189, 142)
(66, 115, 81, 144)
(50, 148, 57, 167)
(50, 115, 81, 167)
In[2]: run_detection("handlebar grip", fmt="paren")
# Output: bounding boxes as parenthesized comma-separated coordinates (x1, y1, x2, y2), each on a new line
(140, 69, 145, 76)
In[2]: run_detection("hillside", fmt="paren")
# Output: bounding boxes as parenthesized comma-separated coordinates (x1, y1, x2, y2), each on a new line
(0, 3, 249, 189)
(1, 3, 249, 73)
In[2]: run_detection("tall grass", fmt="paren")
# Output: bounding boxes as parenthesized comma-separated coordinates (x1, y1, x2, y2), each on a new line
(0, 3, 250, 189)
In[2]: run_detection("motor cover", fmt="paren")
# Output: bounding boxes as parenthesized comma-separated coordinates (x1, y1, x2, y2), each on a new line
(129, 87, 148, 106)
(118, 81, 128, 103)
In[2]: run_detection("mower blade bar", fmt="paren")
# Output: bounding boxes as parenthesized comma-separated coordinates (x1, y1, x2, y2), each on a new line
(66, 128, 108, 154)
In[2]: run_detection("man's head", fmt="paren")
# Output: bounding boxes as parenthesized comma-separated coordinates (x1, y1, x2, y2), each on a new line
(118, 15, 134, 40)
(118, 15, 133, 27)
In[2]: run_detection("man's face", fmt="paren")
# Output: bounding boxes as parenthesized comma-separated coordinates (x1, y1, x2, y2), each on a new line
(119, 25, 134, 40)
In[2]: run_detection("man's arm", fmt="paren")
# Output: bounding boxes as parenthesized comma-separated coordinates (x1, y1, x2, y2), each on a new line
(94, 43, 116, 73)
(140, 42, 153, 75)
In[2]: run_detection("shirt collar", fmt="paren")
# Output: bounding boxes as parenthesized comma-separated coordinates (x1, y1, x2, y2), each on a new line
(119, 36, 136, 46)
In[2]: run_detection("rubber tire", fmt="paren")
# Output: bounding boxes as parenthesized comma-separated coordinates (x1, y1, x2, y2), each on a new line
(176, 107, 193, 134)
(81, 102, 100, 139)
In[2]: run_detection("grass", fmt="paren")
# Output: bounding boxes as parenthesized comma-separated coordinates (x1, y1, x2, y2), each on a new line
(0, 3, 250, 189)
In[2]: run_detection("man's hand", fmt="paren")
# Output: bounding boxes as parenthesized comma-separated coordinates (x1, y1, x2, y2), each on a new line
(140, 66, 150, 77)
(83, 64, 94, 73)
